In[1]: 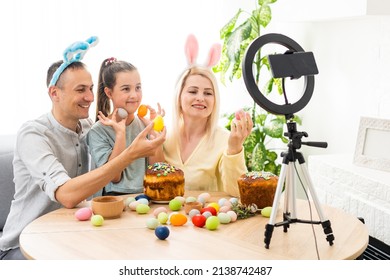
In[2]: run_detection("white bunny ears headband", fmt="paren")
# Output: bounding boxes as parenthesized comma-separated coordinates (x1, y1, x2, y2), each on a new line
(185, 34, 221, 68)
(49, 36, 99, 87)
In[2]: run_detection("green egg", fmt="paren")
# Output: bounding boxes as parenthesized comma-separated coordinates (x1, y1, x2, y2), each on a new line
(146, 218, 159, 229)
(261, 206, 272, 218)
(91, 214, 104, 226)
(185, 196, 197, 203)
(158, 212, 169, 224)
(136, 204, 150, 214)
(169, 199, 182, 211)
(205, 216, 220, 230)
(217, 212, 231, 224)
(125, 196, 136, 206)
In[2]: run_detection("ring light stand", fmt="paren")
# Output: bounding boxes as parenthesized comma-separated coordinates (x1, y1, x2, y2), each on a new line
(242, 33, 335, 249)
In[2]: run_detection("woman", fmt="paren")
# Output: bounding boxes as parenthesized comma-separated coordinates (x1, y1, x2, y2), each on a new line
(163, 65, 253, 197)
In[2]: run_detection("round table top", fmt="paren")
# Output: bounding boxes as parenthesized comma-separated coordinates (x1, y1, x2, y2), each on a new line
(20, 191, 369, 260)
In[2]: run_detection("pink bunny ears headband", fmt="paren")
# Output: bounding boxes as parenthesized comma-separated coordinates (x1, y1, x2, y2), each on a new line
(185, 34, 221, 68)
(49, 36, 99, 87)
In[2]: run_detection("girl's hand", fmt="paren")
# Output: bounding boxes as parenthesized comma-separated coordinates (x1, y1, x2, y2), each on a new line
(139, 103, 165, 126)
(227, 109, 253, 155)
(97, 109, 126, 135)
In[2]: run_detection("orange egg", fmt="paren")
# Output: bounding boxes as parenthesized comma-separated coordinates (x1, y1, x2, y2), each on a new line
(137, 104, 148, 117)
(169, 213, 187, 226)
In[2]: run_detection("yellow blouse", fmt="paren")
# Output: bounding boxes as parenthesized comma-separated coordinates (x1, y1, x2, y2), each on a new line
(163, 127, 247, 197)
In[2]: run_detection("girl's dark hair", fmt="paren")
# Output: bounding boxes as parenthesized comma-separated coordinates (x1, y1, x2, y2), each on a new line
(96, 58, 137, 121)
(46, 60, 86, 88)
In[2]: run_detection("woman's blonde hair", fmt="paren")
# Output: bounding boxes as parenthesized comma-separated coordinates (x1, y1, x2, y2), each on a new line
(171, 66, 221, 146)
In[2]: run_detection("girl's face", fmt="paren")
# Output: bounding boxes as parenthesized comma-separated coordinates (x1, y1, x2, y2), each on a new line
(180, 74, 215, 120)
(105, 70, 142, 115)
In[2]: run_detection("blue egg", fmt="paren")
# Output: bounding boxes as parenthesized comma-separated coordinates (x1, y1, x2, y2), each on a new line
(135, 194, 151, 201)
(155, 226, 170, 240)
(137, 198, 149, 205)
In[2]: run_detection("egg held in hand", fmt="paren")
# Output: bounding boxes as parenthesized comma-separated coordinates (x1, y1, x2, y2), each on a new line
(153, 115, 164, 132)
(137, 104, 148, 117)
(117, 108, 128, 119)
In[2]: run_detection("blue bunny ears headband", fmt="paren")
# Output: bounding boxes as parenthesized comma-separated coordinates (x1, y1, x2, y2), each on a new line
(49, 36, 99, 87)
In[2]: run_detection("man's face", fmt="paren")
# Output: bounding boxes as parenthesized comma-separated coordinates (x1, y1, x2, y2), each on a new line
(54, 67, 94, 123)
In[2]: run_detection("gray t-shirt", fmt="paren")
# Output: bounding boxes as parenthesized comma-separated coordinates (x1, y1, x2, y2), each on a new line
(0, 112, 92, 250)
(87, 117, 146, 195)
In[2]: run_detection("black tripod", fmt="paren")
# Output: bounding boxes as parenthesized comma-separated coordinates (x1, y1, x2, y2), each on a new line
(264, 120, 335, 249)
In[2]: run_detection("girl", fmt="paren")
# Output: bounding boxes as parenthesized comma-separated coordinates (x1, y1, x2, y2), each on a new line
(87, 57, 164, 195)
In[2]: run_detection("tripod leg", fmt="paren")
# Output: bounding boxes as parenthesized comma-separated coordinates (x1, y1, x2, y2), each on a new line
(299, 162, 335, 246)
(283, 164, 297, 232)
(264, 163, 288, 249)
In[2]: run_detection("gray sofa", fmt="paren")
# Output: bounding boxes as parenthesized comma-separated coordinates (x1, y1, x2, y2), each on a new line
(0, 135, 16, 237)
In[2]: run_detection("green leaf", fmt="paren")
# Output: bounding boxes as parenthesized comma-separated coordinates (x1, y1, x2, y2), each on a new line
(264, 118, 284, 138)
(292, 114, 302, 125)
(264, 161, 278, 174)
(225, 20, 253, 82)
(259, 4, 272, 28)
(264, 77, 274, 95)
(220, 9, 243, 39)
(266, 150, 278, 161)
(259, 0, 278, 5)
(251, 142, 267, 171)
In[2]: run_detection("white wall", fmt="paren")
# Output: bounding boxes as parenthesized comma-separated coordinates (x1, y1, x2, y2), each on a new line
(1, 0, 390, 162)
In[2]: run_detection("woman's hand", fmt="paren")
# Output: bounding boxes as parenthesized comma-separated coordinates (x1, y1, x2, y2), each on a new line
(227, 109, 253, 155)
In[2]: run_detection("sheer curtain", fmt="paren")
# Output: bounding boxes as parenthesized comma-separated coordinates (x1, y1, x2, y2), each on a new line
(1, 0, 255, 135)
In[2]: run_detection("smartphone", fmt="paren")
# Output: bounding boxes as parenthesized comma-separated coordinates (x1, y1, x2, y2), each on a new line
(268, 51, 319, 79)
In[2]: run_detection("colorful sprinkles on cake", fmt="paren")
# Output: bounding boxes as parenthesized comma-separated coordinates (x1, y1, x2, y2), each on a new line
(245, 171, 275, 180)
(148, 162, 179, 177)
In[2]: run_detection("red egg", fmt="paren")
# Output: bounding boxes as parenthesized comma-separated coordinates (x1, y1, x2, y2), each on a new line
(192, 214, 207, 228)
(200, 206, 217, 216)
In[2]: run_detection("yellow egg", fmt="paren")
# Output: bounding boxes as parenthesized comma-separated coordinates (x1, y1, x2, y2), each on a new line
(169, 213, 187, 226)
(153, 115, 164, 132)
(207, 202, 220, 212)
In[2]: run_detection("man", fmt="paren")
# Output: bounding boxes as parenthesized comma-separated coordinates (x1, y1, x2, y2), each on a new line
(0, 58, 165, 260)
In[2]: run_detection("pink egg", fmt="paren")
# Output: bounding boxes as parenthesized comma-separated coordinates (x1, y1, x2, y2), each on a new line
(75, 207, 93, 221)
(198, 192, 211, 202)
(129, 201, 140, 211)
(174, 196, 186, 205)
(153, 206, 168, 217)
(219, 205, 231, 213)
(235, 110, 241, 120)
(227, 210, 237, 222)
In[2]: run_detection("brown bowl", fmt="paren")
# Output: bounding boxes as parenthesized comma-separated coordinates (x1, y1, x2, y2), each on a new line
(91, 196, 124, 219)
(184, 201, 203, 214)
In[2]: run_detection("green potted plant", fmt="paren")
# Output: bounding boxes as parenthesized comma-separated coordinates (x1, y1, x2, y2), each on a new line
(213, 0, 301, 175)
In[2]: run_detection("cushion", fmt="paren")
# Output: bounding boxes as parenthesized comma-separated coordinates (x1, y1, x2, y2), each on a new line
(0, 135, 16, 231)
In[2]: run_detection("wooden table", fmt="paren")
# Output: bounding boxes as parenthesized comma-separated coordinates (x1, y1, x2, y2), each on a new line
(20, 191, 368, 260)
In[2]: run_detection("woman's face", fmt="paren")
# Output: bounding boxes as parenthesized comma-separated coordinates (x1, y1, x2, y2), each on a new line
(105, 70, 142, 115)
(180, 74, 215, 120)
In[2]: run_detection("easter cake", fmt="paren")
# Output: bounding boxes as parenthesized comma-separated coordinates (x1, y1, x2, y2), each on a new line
(237, 171, 278, 209)
(144, 162, 185, 202)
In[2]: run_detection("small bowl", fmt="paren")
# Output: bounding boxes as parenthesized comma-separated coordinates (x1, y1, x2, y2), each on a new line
(91, 196, 124, 219)
(184, 201, 203, 214)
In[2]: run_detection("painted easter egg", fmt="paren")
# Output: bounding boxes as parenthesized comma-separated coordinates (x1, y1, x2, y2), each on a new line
(75, 207, 93, 221)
